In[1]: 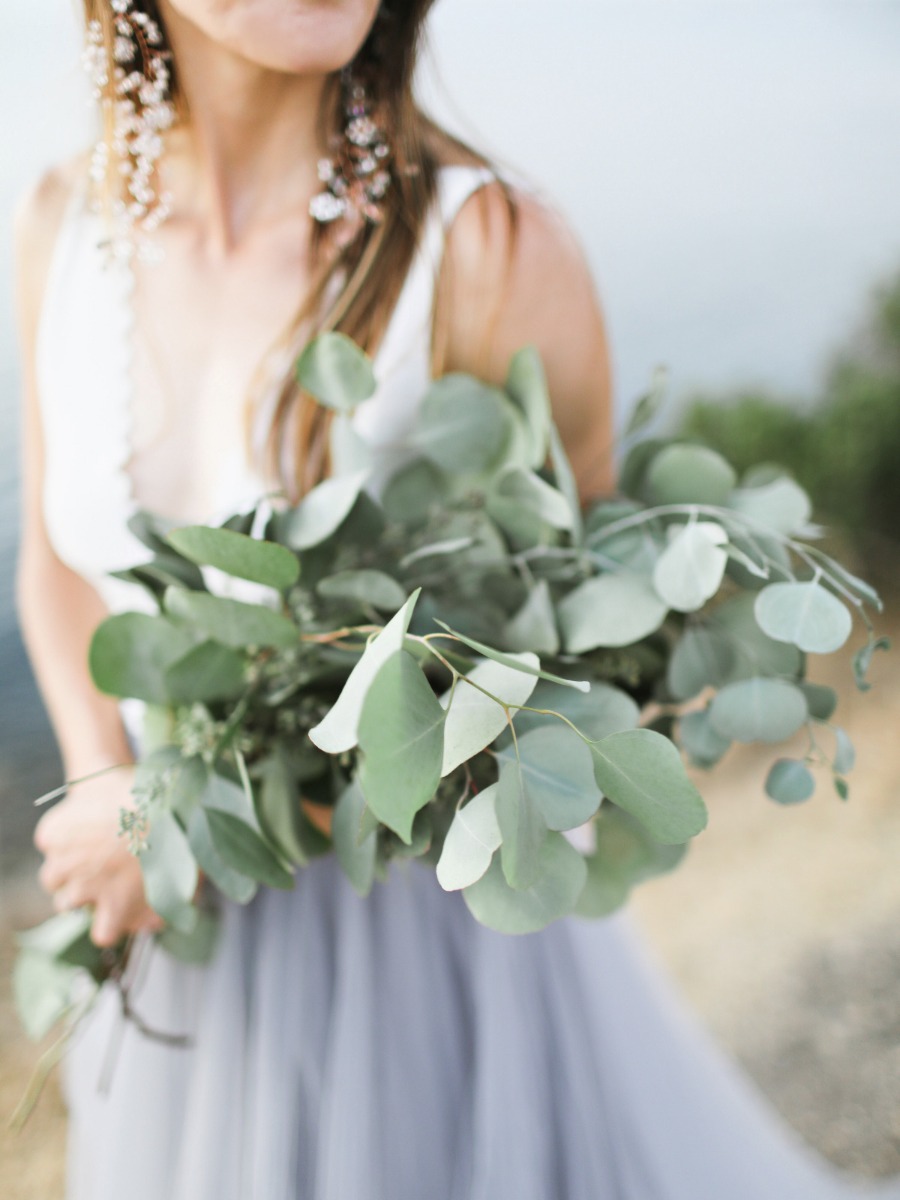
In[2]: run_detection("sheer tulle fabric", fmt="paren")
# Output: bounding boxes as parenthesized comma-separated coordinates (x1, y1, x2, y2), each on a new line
(63, 860, 896, 1200)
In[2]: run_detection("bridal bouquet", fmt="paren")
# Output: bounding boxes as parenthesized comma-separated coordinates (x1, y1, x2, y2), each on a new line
(14, 334, 886, 1064)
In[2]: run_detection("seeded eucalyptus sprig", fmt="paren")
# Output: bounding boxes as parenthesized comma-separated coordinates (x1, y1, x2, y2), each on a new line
(14, 334, 886, 1069)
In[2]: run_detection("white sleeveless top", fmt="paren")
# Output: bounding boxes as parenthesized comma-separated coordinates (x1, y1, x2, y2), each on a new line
(36, 164, 495, 614)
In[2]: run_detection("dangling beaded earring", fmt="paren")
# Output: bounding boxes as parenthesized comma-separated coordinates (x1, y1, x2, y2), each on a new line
(309, 67, 393, 246)
(83, 0, 175, 261)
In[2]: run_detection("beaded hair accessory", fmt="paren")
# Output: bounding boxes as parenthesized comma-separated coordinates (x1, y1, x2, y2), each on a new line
(309, 69, 393, 247)
(83, 0, 175, 261)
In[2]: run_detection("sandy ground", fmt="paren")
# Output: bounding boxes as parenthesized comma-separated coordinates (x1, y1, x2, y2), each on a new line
(630, 614, 900, 1178)
(1, 611, 897, 1197)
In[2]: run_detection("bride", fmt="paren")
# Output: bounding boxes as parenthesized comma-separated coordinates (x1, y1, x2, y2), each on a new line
(14, 2, 899, 1198)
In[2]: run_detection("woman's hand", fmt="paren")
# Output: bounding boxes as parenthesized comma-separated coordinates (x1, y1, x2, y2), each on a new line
(34, 767, 164, 948)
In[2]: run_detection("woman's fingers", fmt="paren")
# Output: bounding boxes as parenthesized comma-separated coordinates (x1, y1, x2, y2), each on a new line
(90, 903, 123, 948)
(38, 857, 67, 894)
(51, 881, 91, 913)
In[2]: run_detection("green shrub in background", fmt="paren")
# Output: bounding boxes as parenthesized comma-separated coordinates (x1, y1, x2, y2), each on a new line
(679, 268, 900, 573)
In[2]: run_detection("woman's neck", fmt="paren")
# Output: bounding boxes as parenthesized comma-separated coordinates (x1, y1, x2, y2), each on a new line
(160, 5, 330, 253)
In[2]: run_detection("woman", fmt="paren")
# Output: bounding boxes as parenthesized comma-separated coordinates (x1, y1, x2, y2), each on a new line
(14, 3, 898, 1198)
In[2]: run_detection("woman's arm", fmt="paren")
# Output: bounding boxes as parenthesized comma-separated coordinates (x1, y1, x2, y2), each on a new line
(15, 166, 161, 946)
(436, 182, 616, 502)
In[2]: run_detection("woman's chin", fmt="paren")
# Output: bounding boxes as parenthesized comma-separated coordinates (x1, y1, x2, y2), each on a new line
(164, 0, 381, 77)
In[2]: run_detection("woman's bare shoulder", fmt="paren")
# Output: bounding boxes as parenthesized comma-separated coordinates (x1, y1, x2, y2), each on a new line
(440, 179, 606, 374)
(437, 174, 615, 497)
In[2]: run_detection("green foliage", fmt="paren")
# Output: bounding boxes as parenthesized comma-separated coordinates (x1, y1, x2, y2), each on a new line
(166, 525, 300, 590)
(679, 268, 900, 561)
(576, 806, 687, 918)
(295, 331, 377, 410)
(463, 834, 588, 935)
(21, 331, 887, 1051)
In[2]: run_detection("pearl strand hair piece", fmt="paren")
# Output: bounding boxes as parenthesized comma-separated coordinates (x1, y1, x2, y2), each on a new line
(309, 70, 394, 248)
(83, 0, 175, 261)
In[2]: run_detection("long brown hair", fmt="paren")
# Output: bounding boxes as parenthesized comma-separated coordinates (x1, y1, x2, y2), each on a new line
(82, 0, 505, 498)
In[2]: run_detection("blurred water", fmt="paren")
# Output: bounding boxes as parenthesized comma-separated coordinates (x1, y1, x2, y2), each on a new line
(1, 0, 900, 871)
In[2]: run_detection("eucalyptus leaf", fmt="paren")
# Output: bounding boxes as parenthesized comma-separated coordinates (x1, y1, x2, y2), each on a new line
(156, 909, 220, 964)
(505, 345, 552, 468)
(201, 770, 260, 829)
(708, 593, 803, 682)
(16, 909, 94, 958)
(435, 783, 502, 891)
(317, 569, 407, 611)
(391, 807, 434, 860)
(187, 806, 258, 904)
(548, 421, 584, 543)
(128, 509, 180, 556)
(13, 951, 81, 1041)
(853, 634, 890, 692)
(724, 541, 772, 587)
(399, 537, 477, 569)
(495, 726, 602, 833)
(279, 470, 369, 551)
(765, 759, 816, 805)
(440, 654, 538, 777)
(205, 808, 294, 890)
(134, 747, 199, 825)
(166, 526, 299, 590)
(576, 804, 687, 918)
(709, 677, 808, 744)
(89, 613, 195, 703)
(652, 521, 728, 613)
(381, 459, 447, 525)
(256, 749, 330, 866)
(618, 437, 668, 500)
(164, 640, 247, 704)
(833, 727, 856, 775)
(511, 679, 640, 742)
(805, 549, 883, 613)
(111, 555, 207, 599)
(667, 625, 735, 701)
(558, 572, 668, 652)
(593, 525, 667, 574)
(463, 834, 587, 935)
(729, 476, 812, 535)
(309, 590, 419, 753)
(434, 620, 590, 692)
(589, 729, 708, 843)
(412, 375, 514, 474)
(800, 682, 838, 722)
(755, 582, 852, 655)
(295, 331, 376, 410)
(138, 810, 199, 933)
(504, 580, 560, 656)
(357, 650, 445, 844)
(623, 366, 669, 438)
(164, 588, 298, 650)
(678, 709, 731, 768)
(332, 778, 378, 897)
(645, 443, 737, 506)
(486, 465, 573, 544)
(496, 755, 548, 889)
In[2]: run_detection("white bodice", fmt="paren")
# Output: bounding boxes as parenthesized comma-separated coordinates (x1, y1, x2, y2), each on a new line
(36, 164, 494, 613)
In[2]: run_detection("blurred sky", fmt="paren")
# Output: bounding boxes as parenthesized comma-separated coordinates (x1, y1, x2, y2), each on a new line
(2, 1, 900, 420)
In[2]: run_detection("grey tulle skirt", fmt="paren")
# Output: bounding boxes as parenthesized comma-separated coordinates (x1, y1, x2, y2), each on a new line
(63, 856, 897, 1200)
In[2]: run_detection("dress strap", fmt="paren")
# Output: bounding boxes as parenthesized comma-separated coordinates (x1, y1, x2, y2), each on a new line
(335, 164, 500, 490)
(372, 164, 499, 383)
